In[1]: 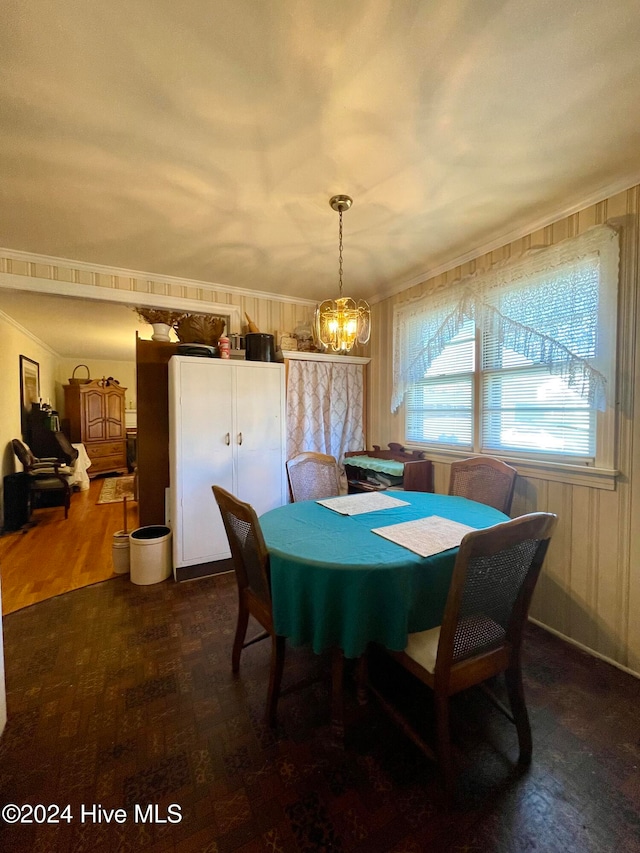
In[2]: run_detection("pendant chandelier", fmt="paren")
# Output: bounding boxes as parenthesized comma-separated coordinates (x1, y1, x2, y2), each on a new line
(314, 195, 371, 354)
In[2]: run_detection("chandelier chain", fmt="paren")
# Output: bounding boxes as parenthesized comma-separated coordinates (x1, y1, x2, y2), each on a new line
(338, 208, 344, 297)
(314, 193, 370, 353)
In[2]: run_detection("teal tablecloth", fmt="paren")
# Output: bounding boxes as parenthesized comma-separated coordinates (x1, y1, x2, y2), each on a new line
(260, 491, 508, 659)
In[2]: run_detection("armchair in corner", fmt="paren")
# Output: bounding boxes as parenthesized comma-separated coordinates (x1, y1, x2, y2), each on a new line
(11, 438, 74, 520)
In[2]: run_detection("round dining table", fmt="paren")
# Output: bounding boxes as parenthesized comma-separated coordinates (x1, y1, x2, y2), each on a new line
(260, 490, 509, 739)
(260, 490, 509, 660)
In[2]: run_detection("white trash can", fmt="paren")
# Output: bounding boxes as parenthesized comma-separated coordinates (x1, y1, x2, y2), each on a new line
(129, 525, 172, 585)
(112, 530, 130, 574)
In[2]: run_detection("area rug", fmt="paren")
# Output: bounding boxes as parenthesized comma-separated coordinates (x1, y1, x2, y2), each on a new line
(96, 475, 136, 504)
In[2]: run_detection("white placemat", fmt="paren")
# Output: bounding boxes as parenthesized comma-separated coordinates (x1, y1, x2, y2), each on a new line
(317, 491, 410, 515)
(372, 515, 477, 557)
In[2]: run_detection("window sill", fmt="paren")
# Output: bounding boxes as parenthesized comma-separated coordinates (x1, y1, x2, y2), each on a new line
(403, 445, 618, 490)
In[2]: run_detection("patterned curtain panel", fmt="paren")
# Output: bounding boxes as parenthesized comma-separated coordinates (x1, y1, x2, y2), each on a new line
(286, 360, 365, 464)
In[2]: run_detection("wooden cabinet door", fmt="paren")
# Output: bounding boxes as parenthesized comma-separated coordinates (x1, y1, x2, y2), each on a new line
(104, 387, 125, 439)
(82, 388, 106, 441)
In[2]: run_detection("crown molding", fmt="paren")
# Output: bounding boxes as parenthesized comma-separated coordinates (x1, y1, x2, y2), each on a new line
(3, 169, 639, 310)
(0, 247, 318, 308)
(0, 271, 250, 332)
(0, 307, 60, 358)
(368, 172, 640, 305)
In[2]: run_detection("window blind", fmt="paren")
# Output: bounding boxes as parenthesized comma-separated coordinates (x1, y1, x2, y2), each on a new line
(394, 225, 619, 463)
(478, 253, 600, 457)
(406, 321, 474, 447)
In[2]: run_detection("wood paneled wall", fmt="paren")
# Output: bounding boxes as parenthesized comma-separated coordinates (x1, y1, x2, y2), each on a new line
(367, 186, 640, 676)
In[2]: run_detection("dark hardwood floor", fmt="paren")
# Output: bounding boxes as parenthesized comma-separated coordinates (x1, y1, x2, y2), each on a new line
(0, 570, 639, 852)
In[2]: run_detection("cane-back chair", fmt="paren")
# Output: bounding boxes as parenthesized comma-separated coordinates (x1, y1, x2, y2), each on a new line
(449, 456, 517, 514)
(212, 485, 285, 726)
(369, 512, 557, 792)
(286, 451, 341, 502)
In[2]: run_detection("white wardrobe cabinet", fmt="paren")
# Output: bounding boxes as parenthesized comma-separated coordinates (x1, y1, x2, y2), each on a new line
(168, 356, 287, 576)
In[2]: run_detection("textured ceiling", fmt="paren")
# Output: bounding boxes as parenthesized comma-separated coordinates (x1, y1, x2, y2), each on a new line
(2, 0, 640, 314)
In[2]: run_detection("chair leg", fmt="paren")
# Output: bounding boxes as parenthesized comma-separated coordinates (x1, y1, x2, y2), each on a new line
(266, 634, 286, 728)
(330, 648, 345, 743)
(505, 665, 532, 764)
(231, 601, 250, 673)
(355, 653, 368, 706)
(434, 693, 454, 793)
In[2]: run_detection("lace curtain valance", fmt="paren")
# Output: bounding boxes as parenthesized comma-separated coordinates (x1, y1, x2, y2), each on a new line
(392, 225, 619, 413)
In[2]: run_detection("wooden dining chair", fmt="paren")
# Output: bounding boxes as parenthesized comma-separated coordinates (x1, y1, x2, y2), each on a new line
(368, 511, 557, 792)
(286, 451, 341, 502)
(212, 485, 286, 727)
(448, 455, 517, 514)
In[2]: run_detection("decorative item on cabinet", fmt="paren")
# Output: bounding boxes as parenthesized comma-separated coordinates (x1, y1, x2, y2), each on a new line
(68, 364, 91, 385)
(63, 379, 127, 477)
(175, 314, 226, 347)
(229, 334, 246, 359)
(278, 333, 298, 352)
(135, 308, 185, 342)
(218, 336, 231, 359)
(293, 323, 317, 352)
(151, 324, 172, 342)
(245, 333, 275, 362)
(244, 312, 260, 333)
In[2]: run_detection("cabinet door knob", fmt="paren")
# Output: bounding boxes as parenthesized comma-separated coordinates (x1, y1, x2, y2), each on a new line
(225, 432, 230, 446)
(238, 432, 243, 445)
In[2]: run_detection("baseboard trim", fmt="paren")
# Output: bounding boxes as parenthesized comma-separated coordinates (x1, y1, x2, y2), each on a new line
(529, 617, 639, 681)
(174, 558, 234, 582)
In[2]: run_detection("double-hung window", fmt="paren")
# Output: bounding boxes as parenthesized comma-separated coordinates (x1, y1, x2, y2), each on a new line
(405, 319, 475, 449)
(394, 226, 619, 468)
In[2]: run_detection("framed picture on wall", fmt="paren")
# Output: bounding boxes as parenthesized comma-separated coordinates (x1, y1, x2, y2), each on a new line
(20, 355, 40, 436)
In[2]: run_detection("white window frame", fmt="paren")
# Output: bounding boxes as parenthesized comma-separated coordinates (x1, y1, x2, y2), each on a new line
(395, 227, 619, 489)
